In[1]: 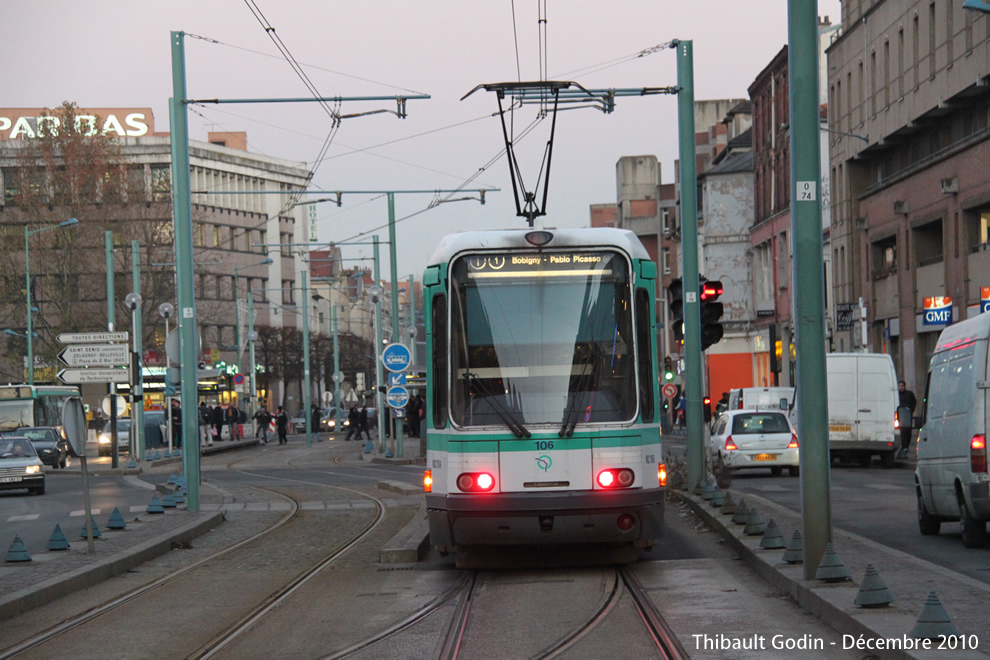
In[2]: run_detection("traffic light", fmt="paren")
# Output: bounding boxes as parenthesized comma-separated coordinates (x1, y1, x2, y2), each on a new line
(700, 280, 724, 351)
(663, 356, 674, 381)
(667, 278, 683, 343)
(703, 396, 712, 423)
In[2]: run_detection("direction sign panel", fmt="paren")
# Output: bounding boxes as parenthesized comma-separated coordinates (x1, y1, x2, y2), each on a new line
(386, 385, 410, 408)
(381, 343, 411, 373)
(58, 368, 129, 384)
(388, 373, 407, 386)
(57, 331, 129, 344)
(58, 344, 130, 368)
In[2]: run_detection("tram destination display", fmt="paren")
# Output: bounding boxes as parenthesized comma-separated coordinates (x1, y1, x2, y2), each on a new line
(465, 251, 616, 278)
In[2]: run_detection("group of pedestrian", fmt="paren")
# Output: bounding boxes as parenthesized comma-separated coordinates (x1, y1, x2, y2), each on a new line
(250, 405, 288, 445)
(405, 394, 425, 438)
(344, 404, 371, 442)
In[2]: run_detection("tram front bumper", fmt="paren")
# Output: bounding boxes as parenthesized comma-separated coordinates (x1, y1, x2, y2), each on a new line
(426, 489, 664, 548)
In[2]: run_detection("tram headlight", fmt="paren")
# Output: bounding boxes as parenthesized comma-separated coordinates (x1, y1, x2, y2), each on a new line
(657, 464, 667, 487)
(424, 470, 432, 493)
(456, 472, 495, 492)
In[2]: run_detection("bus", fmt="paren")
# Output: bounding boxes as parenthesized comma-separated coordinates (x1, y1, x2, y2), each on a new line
(0, 385, 81, 433)
(423, 228, 665, 564)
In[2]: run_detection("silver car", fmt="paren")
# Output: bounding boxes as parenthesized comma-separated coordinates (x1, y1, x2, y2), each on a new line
(709, 409, 800, 477)
(0, 436, 46, 495)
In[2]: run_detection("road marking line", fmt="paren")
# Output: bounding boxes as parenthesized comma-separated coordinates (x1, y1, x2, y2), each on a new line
(70, 509, 101, 516)
(8, 514, 40, 522)
(129, 505, 146, 513)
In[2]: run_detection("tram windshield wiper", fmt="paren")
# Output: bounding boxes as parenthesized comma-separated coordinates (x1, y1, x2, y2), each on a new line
(559, 347, 598, 437)
(464, 372, 531, 439)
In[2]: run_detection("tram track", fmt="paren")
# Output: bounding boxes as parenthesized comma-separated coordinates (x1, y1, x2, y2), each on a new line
(0, 446, 387, 659)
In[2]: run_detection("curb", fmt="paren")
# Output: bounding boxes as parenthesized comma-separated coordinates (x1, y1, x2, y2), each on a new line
(380, 501, 430, 564)
(0, 511, 224, 622)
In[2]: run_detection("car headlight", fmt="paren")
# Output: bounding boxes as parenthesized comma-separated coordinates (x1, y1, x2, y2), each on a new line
(25, 465, 41, 474)
(98, 433, 111, 445)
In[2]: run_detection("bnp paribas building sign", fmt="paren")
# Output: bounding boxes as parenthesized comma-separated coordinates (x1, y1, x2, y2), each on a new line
(0, 107, 156, 140)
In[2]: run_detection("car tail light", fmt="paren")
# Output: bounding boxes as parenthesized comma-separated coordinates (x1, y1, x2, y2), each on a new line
(597, 468, 635, 489)
(894, 411, 900, 430)
(424, 470, 432, 493)
(658, 463, 667, 487)
(456, 472, 495, 492)
(788, 432, 799, 449)
(971, 435, 987, 474)
(724, 436, 738, 451)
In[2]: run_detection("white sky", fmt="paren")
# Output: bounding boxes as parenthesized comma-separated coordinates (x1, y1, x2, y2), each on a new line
(2, 0, 842, 278)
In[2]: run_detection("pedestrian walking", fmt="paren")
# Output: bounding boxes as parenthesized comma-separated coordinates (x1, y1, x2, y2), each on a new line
(344, 406, 360, 441)
(227, 403, 242, 441)
(359, 404, 371, 441)
(171, 400, 182, 449)
(199, 401, 211, 446)
(311, 403, 323, 442)
(212, 403, 225, 442)
(897, 380, 917, 459)
(253, 406, 272, 444)
(275, 406, 289, 445)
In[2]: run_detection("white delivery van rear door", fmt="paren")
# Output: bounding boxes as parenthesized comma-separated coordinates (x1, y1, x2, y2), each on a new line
(856, 356, 897, 446)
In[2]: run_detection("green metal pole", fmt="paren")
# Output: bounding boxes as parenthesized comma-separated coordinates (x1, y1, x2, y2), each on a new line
(408, 274, 416, 358)
(302, 271, 312, 447)
(170, 31, 200, 512)
(789, 1, 832, 579)
(676, 40, 704, 493)
(105, 232, 115, 332)
(387, 193, 404, 457)
(373, 236, 385, 454)
(333, 304, 341, 432)
(24, 228, 33, 385)
(105, 231, 119, 469)
(248, 291, 257, 419)
(234, 270, 241, 377)
(131, 240, 144, 462)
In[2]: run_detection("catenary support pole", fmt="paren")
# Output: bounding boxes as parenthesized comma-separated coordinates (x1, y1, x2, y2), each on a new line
(676, 40, 704, 493)
(387, 193, 404, 457)
(302, 271, 312, 447)
(373, 236, 385, 454)
(170, 31, 200, 512)
(788, 1, 832, 579)
(131, 240, 144, 462)
(105, 231, 119, 469)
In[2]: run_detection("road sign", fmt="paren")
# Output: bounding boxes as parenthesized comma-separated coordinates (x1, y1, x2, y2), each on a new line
(59, 368, 129, 385)
(381, 343, 411, 373)
(388, 372, 407, 386)
(386, 385, 410, 408)
(102, 394, 128, 416)
(164, 329, 202, 364)
(233, 373, 245, 385)
(57, 331, 129, 344)
(662, 383, 678, 399)
(57, 343, 130, 368)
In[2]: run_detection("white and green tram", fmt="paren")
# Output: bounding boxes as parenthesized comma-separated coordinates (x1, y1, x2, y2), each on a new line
(423, 228, 666, 559)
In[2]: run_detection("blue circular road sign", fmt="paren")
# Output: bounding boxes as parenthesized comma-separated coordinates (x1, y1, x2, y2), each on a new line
(381, 343, 412, 373)
(386, 385, 410, 409)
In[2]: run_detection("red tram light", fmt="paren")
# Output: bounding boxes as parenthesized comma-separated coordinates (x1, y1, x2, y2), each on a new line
(597, 468, 635, 489)
(616, 514, 636, 531)
(424, 470, 433, 493)
(657, 463, 668, 487)
(456, 472, 496, 492)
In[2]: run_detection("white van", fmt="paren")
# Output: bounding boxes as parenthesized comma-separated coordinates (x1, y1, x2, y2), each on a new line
(727, 387, 795, 414)
(826, 353, 899, 467)
(916, 313, 990, 548)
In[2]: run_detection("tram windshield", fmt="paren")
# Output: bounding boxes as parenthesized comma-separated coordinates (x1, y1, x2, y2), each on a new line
(449, 250, 637, 430)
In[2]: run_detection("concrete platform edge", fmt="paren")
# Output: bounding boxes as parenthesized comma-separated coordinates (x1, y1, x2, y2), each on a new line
(380, 501, 430, 564)
(0, 511, 224, 623)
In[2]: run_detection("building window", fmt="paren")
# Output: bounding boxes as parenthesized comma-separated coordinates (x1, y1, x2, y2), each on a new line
(662, 208, 671, 234)
(913, 16, 920, 89)
(661, 248, 671, 275)
(929, 3, 937, 79)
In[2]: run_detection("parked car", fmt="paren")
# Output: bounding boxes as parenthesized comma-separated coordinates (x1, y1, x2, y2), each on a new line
(6, 427, 70, 469)
(0, 436, 46, 494)
(709, 409, 800, 477)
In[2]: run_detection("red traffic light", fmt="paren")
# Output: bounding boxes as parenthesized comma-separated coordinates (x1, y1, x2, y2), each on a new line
(700, 280, 724, 301)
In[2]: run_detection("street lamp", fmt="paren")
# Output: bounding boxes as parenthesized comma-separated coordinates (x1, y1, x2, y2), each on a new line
(24, 218, 79, 385)
(125, 292, 143, 462)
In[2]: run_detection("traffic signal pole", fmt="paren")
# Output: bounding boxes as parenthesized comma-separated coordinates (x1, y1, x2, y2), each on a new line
(675, 40, 705, 493)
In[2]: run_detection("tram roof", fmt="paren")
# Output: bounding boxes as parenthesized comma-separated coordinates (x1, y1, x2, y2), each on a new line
(428, 227, 650, 266)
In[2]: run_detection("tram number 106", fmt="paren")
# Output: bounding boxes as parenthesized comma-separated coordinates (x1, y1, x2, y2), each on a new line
(534, 441, 554, 451)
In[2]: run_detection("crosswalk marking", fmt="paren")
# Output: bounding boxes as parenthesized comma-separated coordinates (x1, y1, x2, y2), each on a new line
(70, 509, 101, 517)
(7, 514, 40, 522)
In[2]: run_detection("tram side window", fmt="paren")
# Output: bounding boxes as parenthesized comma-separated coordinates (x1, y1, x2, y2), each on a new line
(635, 288, 654, 423)
(432, 294, 448, 429)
